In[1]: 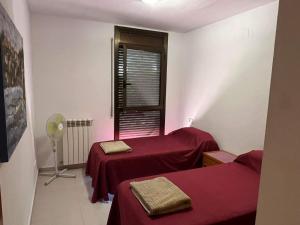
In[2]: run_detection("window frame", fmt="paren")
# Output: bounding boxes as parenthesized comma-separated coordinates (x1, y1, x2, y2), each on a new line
(114, 26, 168, 140)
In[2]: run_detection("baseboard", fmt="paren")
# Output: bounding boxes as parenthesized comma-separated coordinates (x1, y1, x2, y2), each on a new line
(39, 163, 86, 173)
(27, 166, 38, 225)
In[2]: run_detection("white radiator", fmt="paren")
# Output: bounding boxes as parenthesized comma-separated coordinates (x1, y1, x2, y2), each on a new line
(63, 119, 93, 166)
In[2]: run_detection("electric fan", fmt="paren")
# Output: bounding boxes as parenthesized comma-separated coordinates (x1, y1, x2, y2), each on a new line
(40, 113, 76, 185)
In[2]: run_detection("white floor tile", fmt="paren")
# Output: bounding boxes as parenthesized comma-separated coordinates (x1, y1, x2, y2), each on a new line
(31, 168, 111, 225)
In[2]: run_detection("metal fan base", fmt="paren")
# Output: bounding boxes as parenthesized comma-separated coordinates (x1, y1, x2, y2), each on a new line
(40, 169, 76, 185)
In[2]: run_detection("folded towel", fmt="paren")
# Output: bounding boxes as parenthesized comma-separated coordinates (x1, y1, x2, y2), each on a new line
(130, 177, 192, 216)
(100, 141, 132, 154)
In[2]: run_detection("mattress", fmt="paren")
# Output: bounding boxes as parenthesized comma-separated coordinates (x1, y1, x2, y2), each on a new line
(107, 151, 262, 225)
(86, 127, 219, 202)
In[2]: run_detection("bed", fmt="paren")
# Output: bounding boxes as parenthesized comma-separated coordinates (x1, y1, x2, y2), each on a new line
(86, 127, 219, 202)
(107, 150, 263, 225)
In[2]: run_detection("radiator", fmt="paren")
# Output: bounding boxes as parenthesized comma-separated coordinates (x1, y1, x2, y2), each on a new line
(62, 119, 93, 166)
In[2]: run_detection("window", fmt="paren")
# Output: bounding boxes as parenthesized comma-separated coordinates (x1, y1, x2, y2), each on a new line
(114, 26, 168, 139)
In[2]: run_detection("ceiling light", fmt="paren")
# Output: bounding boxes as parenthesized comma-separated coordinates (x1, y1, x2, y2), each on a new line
(141, 0, 162, 5)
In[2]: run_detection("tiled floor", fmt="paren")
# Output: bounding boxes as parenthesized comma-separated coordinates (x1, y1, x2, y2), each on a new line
(30, 169, 111, 225)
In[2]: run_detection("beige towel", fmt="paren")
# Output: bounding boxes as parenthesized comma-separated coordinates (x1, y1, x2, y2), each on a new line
(130, 177, 192, 216)
(100, 141, 132, 154)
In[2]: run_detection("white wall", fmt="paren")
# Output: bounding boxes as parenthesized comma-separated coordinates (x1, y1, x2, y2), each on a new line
(0, 0, 38, 225)
(31, 14, 185, 168)
(181, 2, 279, 155)
(256, 0, 300, 224)
(165, 32, 185, 133)
(31, 2, 279, 167)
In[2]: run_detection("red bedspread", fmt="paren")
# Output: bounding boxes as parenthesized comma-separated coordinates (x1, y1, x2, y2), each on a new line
(86, 127, 219, 202)
(107, 162, 261, 225)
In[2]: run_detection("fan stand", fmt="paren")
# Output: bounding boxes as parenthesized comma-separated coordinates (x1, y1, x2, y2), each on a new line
(40, 139, 76, 185)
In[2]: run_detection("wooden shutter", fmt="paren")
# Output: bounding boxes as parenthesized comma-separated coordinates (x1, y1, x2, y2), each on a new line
(116, 46, 125, 109)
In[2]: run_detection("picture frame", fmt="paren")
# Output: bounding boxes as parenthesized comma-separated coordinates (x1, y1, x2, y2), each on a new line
(0, 3, 27, 162)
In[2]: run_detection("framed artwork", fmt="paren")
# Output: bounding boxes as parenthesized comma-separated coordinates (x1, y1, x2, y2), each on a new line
(0, 3, 26, 162)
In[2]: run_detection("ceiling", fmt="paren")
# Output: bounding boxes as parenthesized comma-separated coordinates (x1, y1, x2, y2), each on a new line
(28, 0, 277, 32)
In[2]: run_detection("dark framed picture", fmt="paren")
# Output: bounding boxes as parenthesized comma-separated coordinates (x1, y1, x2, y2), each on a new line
(0, 3, 27, 162)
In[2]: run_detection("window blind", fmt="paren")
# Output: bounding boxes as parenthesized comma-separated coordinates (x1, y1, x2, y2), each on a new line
(119, 111, 161, 139)
(126, 48, 161, 107)
(116, 47, 162, 139)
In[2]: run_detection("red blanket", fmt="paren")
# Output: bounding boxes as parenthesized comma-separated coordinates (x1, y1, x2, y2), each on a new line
(86, 127, 219, 202)
(107, 161, 261, 225)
